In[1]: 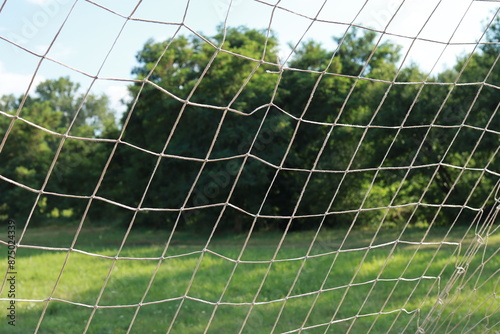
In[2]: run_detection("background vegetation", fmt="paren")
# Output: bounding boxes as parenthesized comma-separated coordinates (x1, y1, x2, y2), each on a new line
(0, 22, 498, 233)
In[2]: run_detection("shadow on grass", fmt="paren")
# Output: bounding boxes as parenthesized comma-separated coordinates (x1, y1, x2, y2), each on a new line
(0, 225, 497, 333)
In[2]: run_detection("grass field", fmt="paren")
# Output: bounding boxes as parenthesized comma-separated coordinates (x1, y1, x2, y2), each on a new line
(0, 223, 498, 333)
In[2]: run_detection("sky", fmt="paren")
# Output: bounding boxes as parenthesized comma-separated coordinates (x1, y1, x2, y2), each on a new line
(0, 0, 498, 114)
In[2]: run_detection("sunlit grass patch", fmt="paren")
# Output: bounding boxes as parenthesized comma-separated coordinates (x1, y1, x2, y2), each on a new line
(0, 225, 497, 333)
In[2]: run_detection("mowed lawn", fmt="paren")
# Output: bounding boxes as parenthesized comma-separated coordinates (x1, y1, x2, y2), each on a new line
(0, 223, 498, 334)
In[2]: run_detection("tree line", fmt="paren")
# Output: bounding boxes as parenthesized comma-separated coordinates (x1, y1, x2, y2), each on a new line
(1, 23, 498, 232)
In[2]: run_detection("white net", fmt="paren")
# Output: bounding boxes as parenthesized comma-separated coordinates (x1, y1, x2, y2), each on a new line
(0, 0, 499, 333)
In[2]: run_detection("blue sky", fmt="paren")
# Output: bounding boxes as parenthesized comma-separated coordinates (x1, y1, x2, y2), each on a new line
(0, 0, 498, 113)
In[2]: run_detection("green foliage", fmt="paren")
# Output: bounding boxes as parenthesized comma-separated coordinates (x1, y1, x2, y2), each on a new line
(1, 24, 498, 231)
(0, 77, 117, 223)
(102, 25, 498, 231)
(109, 26, 284, 231)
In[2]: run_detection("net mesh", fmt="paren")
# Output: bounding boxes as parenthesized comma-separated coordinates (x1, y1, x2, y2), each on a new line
(0, 0, 499, 333)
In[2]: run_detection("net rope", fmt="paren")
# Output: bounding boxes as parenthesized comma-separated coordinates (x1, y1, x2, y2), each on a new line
(0, 0, 498, 333)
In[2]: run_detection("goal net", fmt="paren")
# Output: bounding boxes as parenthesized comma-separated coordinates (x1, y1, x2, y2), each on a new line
(0, 0, 499, 333)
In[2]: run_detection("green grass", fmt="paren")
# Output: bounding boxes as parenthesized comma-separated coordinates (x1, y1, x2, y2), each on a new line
(0, 223, 498, 333)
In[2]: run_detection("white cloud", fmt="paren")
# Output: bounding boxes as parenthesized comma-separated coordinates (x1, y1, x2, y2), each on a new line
(26, 0, 71, 5)
(26, 0, 54, 5)
(106, 84, 131, 113)
(0, 62, 45, 97)
(35, 42, 73, 60)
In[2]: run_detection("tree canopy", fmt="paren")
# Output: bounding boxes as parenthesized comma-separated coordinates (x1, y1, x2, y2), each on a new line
(0, 78, 117, 224)
(1, 23, 498, 232)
